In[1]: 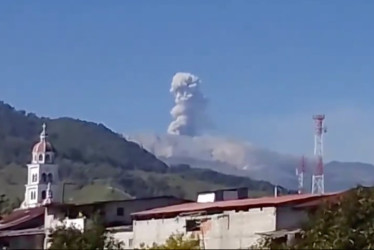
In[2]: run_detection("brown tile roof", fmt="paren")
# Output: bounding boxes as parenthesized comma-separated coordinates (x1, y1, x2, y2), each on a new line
(33, 140, 54, 153)
(132, 193, 339, 219)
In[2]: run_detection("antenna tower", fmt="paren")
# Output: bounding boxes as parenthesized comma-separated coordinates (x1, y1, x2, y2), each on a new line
(312, 114, 327, 195)
(296, 156, 306, 194)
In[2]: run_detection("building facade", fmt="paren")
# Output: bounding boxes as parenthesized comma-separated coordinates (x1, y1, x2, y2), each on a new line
(130, 191, 337, 249)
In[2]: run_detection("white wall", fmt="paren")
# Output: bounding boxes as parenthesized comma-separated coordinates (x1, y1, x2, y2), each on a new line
(24, 163, 61, 208)
(112, 231, 133, 249)
(44, 207, 66, 249)
(133, 217, 186, 247)
(132, 207, 277, 249)
(64, 218, 85, 231)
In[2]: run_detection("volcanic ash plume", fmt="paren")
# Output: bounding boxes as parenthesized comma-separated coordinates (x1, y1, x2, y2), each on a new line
(167, 72, 209, 136)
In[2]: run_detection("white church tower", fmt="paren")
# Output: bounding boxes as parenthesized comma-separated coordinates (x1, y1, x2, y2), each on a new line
(21, 123, 61, 209)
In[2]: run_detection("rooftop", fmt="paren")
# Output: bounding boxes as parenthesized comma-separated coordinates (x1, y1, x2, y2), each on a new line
(0, 207, 44, 230)
(132, 193, 339, 219)
(0, 195, 187, 231)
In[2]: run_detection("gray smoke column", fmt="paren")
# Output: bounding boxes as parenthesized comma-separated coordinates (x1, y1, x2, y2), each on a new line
(167, 72, 209, 136)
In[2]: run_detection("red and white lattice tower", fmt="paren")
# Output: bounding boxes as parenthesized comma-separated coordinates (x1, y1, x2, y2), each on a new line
(296, 156, 306, 194)
(312, 114, 327, 195)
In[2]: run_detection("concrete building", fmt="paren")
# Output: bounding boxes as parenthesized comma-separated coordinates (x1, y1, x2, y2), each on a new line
(130, 190, 338, 249)
(43, 196, 188, 249)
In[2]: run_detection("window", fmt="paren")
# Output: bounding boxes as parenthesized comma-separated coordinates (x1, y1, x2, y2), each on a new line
(41, 173, 47, 183)
(45, 154, 51, 163)
(32, 174, 38, 183)
(47, 173, 53, 183)
(41, 190, 46, 199)
(30, 191, 36, 200)
(39, 154, 43, 162)
(117, 207, 124, 216)
(186, 219, 201, 232)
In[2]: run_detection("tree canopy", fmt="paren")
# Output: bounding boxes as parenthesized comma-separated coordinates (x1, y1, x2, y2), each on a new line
(138, 233, 201, 250)
(255, 186, 374, 249)
(48, 221, 124, 250)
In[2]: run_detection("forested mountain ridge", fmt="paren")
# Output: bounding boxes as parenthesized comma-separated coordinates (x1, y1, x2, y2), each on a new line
(0, 101, 284, 204)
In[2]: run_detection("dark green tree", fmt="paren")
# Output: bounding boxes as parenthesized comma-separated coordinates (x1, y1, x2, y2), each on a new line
(48, 221, 124, 250)
(254, 186, 374, 249)
(0, 194, 16, 216)
(138, 233, 201, 250)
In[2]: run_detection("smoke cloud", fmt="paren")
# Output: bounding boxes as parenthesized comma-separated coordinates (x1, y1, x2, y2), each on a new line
(167, 72, 209, 136)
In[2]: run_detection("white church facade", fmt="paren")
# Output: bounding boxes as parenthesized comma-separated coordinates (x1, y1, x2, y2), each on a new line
(21, 123, 61, 208)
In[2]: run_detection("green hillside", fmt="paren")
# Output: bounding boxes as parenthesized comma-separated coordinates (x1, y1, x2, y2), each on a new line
(0, 101, 285, 204)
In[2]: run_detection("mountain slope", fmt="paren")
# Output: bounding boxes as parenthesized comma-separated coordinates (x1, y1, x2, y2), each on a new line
(0, 101, 282, 203)
(324, 161, 374, 191)
(128, 133, 374, 192)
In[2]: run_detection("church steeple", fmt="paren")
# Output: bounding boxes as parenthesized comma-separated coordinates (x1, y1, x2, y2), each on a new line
(20, 124, 61, 209)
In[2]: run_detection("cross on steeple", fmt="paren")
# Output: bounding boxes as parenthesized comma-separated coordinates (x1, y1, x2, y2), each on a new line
(40, 123, 47, 141)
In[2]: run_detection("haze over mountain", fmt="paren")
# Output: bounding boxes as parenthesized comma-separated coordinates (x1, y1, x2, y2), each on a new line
(0, 100, 282, 204)
(127, 72, 374, 192)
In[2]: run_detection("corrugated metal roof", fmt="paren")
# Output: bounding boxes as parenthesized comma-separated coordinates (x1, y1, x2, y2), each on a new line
(0, 207, 44, 230)
(132, 193, 338, 219)
(294, 192, 342, 208)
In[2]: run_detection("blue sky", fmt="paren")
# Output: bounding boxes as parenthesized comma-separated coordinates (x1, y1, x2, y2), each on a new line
(1, 1, 374, 163)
